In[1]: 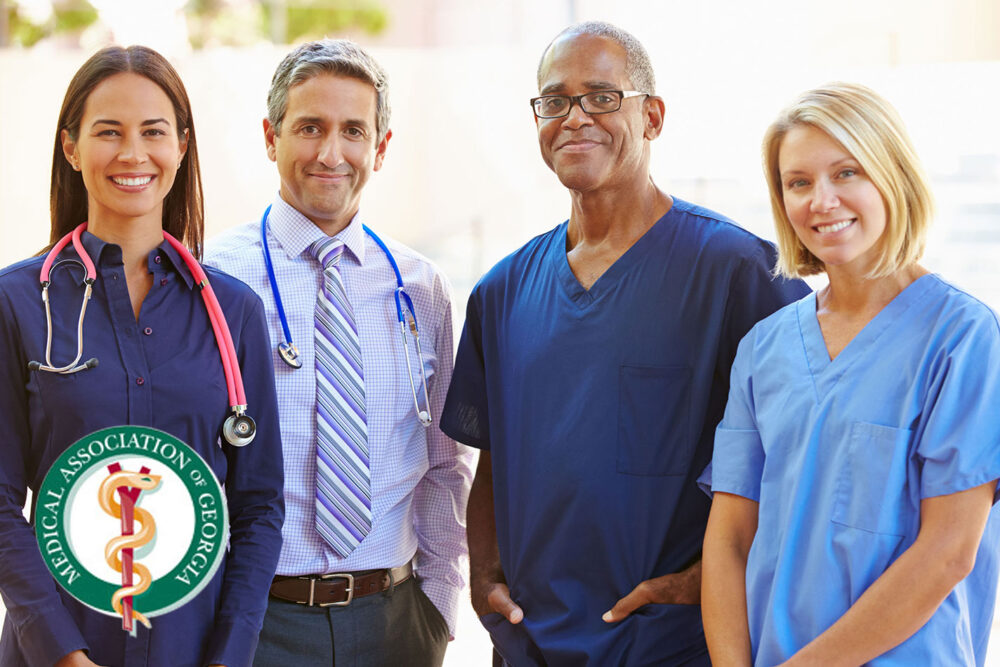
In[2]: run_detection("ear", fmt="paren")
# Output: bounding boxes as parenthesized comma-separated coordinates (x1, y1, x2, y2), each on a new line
(263, 117, 278, 162)
(178, 127, 189, 164)
(61, 128, 79, 170)
(643, 95, 666, 140)
(373, 128, 392, 172)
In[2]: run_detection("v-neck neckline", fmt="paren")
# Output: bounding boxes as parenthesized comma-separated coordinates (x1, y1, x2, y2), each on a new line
(554, 209, 671, 309)
(797, 273, 937, 398)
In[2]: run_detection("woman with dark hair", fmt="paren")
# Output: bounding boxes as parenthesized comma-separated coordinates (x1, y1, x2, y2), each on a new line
(0, 46, 283, 666)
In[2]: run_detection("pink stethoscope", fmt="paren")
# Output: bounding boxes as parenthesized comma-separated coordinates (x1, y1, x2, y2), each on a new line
(29, 222, 257, 447)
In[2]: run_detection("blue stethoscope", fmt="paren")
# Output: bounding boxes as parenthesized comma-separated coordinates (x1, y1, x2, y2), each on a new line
(260, 205, 432, 427)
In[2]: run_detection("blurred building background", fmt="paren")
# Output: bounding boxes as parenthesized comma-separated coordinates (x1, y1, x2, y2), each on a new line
(1, 1, 999, 664)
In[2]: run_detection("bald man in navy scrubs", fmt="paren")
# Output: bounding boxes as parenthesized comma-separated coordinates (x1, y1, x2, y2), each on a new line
(440, 21, 809, 666)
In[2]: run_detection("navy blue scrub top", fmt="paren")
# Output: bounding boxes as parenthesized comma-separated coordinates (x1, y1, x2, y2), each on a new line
(0, 231, 284, 667)
(442, 199, 810, 665)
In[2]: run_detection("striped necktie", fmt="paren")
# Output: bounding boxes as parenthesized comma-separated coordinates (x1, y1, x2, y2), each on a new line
(309, 237, 371, 557)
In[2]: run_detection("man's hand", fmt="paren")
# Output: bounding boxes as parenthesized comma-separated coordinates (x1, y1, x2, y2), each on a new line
(468, 452, 524, 625)
(472, 580, 524, 624)
(55, 650, 103, 667)
(602, 560, 702, 623)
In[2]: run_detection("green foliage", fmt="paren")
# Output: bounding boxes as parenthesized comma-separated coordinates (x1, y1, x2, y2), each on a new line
(53, 3, 99, 32)
(263, 1, 389, 42)
(7, 4, 48, 47)
(5, 0, 98, 47)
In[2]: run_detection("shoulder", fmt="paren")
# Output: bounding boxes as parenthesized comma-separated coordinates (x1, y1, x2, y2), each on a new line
(922, 275, 1000, 342)
(739, 292, 811, 356)
(474, 223, 564, 294)
(371, 232, 448, 288)
(204, 265, 266, 319)
(667, 198, 776, 264)
(0, 255, 45, 285)
(204, 221, 262, 267)
(0, 255, 47, 308)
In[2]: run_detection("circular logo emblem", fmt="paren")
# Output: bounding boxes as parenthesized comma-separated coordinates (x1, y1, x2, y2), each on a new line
(35, 426, 227, 632)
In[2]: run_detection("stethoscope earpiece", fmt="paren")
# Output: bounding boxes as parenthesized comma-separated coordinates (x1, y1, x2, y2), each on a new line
(223, 411, 257, 447)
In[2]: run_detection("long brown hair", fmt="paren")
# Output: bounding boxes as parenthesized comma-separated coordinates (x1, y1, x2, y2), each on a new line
(50, 45, 204, 257)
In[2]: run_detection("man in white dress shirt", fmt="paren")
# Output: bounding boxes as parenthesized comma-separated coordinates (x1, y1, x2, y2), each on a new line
(206, 39, 473, 666)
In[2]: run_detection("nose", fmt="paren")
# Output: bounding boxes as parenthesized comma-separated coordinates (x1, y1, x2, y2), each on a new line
(810, 178, 839, 213)
(117, 133, 148, 165)
(562, 99, 594, 129)
(317, 134, 343, 168)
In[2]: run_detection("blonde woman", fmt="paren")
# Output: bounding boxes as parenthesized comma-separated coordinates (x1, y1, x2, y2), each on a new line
(701, 83, 1000, 666)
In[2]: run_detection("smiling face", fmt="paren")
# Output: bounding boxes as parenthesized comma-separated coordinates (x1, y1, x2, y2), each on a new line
(265, 73, 390, 235)
(535, 33, 656, 195)
(61, 72, 187, 232)
(778, 123, 887, 275)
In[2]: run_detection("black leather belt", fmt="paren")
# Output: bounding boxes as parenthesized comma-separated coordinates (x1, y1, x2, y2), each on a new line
(269, 562, 413, 607)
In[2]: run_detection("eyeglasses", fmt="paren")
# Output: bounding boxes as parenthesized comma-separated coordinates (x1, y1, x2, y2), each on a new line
(530, 90, 648, 119)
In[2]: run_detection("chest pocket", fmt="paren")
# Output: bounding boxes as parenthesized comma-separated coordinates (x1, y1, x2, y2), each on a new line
(832, 421, 913, 537)
(617, 364, 692, 476)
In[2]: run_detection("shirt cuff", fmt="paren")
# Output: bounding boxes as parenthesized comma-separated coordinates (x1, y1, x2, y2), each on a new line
(16, 606, 88, 667)
(205, 616, 260, 667)
(419, 576, 461, 639)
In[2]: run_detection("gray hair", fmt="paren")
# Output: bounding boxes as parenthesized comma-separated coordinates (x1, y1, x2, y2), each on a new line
(537, 21, 656, 95)
(267, 39, 391, 144)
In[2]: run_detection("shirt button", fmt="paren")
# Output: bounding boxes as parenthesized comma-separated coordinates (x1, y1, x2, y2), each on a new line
(143, 327, 153, 335)
(112, 274, 118, 281)
(160, 278, 168, 286)
(136, 377, 145, 386)
(154, 255, 162, 264)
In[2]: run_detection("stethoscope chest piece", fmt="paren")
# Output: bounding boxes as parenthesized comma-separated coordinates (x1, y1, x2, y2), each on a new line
(223, 409, 257, 447)
(278, 342, 302, 369)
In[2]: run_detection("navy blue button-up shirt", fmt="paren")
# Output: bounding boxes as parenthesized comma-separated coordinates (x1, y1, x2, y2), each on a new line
(0, 231, 284, 667)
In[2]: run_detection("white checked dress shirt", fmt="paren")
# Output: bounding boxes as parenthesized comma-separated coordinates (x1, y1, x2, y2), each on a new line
(205, 195, 474, 634)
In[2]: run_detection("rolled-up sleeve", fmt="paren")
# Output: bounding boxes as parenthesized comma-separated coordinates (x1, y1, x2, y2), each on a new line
(703, 328, 765, 502)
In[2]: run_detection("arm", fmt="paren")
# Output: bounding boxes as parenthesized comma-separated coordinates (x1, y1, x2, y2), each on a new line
(412, 276, 475, 637)
(468, 451, 522, 623)
(702, 492, 759, 666)
(601, 561, 702, 623)
(0, 285, 89, 666)
(782, 481, 996, 666)
(204, 296, 285, 667)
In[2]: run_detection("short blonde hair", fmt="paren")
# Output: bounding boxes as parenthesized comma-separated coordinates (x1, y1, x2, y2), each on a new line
(762, 82, 933, 279)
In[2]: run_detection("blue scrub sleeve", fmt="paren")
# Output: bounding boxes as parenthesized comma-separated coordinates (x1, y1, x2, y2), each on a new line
(705, 328, 766, 502)
(717, 244, 810, 379)
(914, 310, 1000, 501)
(204, 293, 285, 667)
(441, 291, 491, 450)
(0, 283, 89, 666)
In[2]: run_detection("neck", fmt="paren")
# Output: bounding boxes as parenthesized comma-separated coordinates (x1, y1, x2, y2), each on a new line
(820, 262, 929, 314)
(566, 177, 670, 250)
(86, 213, 164, 275)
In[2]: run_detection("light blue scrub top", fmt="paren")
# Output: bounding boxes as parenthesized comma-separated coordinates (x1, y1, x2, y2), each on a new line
(704, 274, 1000, 666)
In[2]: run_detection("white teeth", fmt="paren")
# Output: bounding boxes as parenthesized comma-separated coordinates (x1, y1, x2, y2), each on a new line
(816, 219, 854, 234)
(112, 176, 152, 186)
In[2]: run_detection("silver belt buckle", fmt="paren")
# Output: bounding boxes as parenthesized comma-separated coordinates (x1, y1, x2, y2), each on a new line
(314, 572, 354, 607)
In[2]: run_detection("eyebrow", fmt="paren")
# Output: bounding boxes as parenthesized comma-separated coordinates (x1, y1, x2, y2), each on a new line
(290, 115, 372, 129)
(91, 118, 171, 128)
(539, 80, 620, 95)
(781, 157, 859, 177)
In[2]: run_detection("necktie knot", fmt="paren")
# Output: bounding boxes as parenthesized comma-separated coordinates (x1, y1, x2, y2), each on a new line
(310, 237, 345, 269)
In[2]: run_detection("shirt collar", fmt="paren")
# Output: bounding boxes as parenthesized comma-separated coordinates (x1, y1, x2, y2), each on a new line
(66, 229, 194, 289)
(266, 193, 367, 265)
